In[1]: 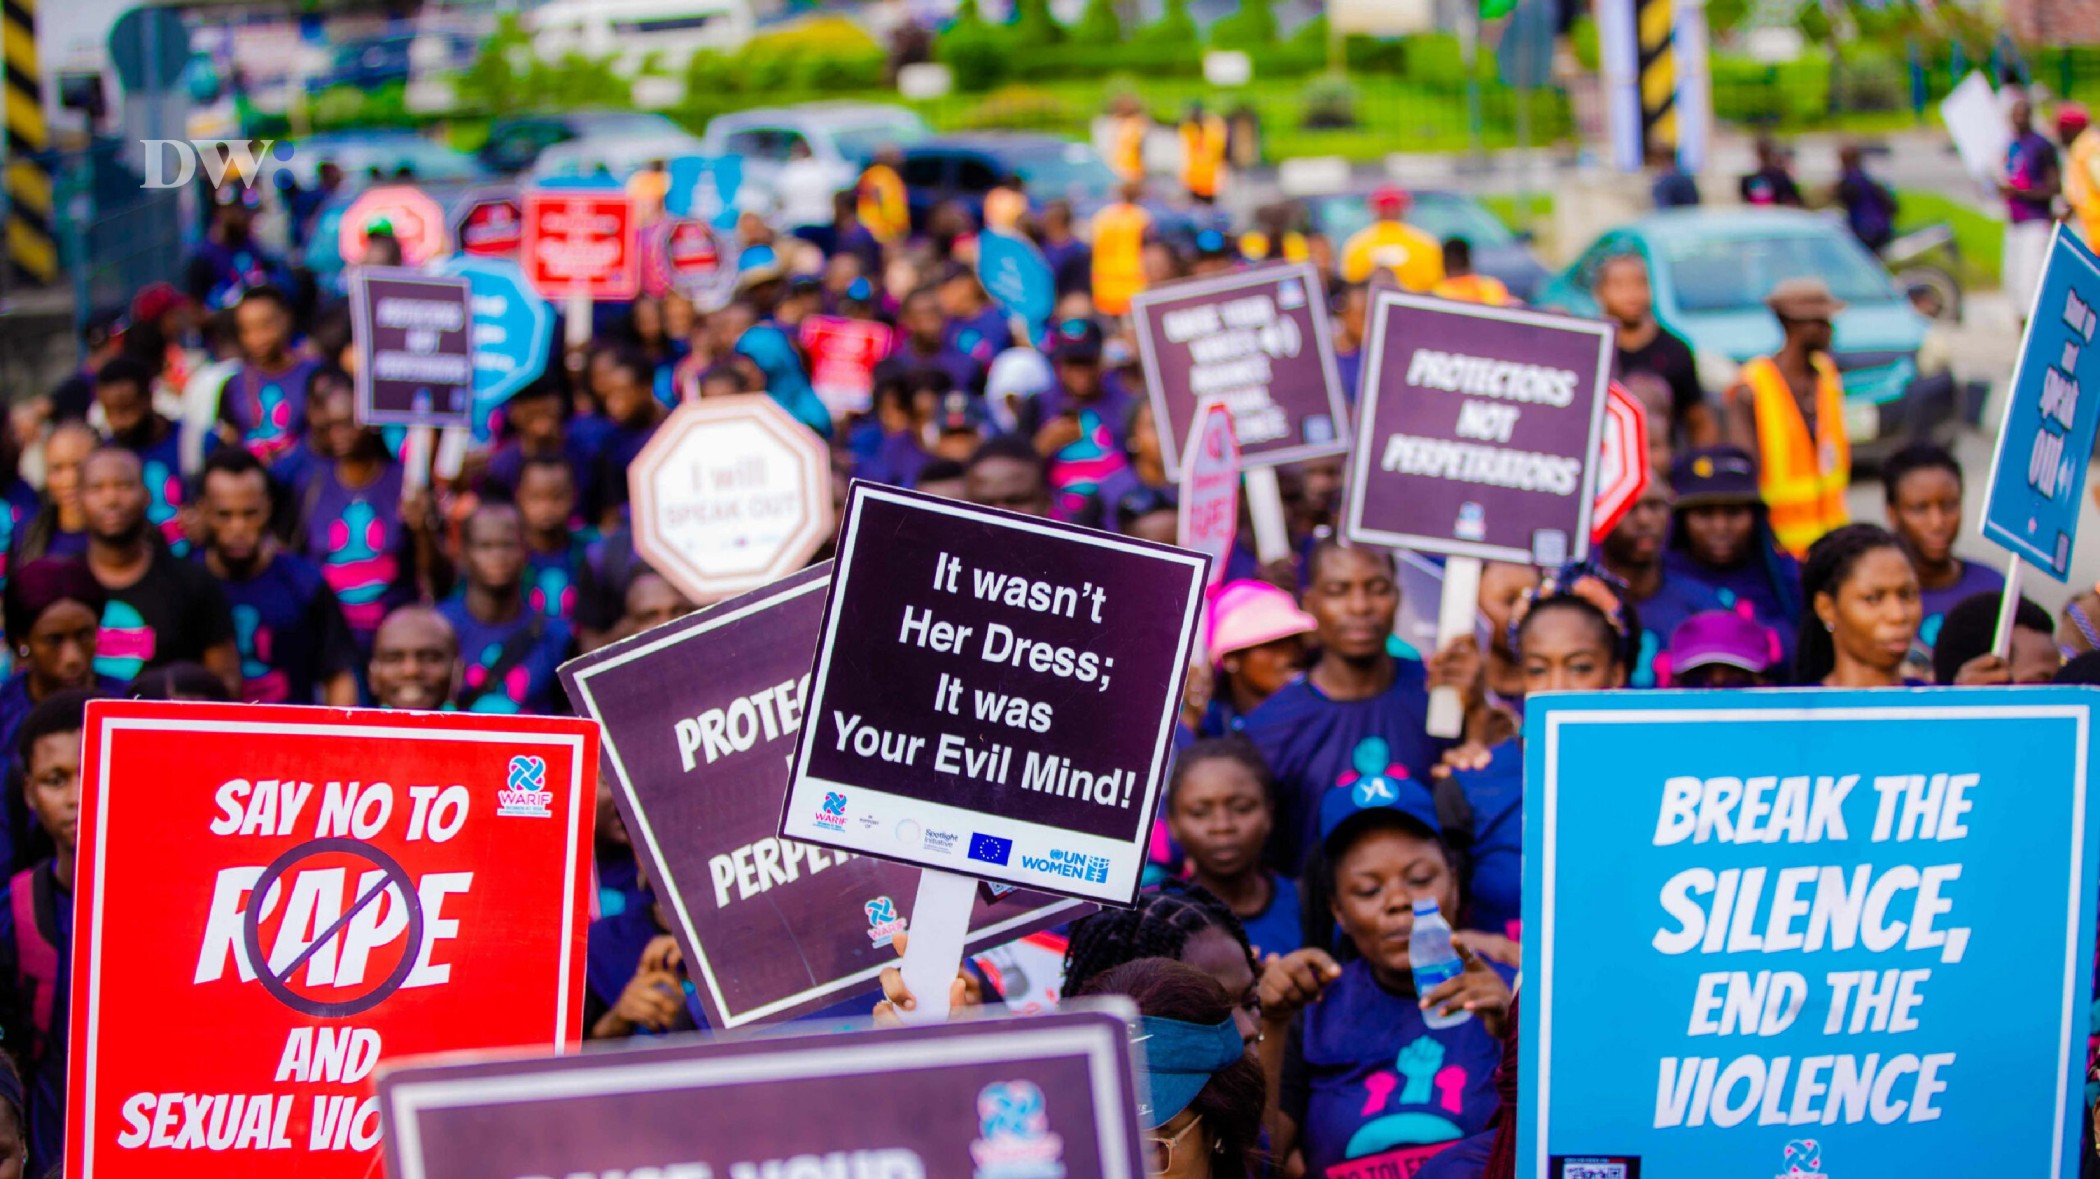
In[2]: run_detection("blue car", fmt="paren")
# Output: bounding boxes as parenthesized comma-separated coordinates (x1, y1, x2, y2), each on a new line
(1535, 208, 1969, 457)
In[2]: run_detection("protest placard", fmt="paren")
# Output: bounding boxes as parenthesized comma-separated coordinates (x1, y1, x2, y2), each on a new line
(450, 187, 523, 259)
(628, 395, 833, 605)
(1345, 292, 1614, 565)
(379, 1008, 1147, 1179)
(780, 483, 1208, 907)
(1129, 262, 1349, 479)
(1980, 227, 2100, 592)
(978, 229, 1057, 343)
(67, 701, 598, 1179)
(520, 186, 639, 302)
(1520, 689, 2100, 1179)
(346, 268, 475, 430)
(339, 186, 449, 267)
(1178, 399, 1240, 595)
(665, 154, 746, 232)
(559, 565, 1087, 1029)
(802, 314, 896, 417)
(430, 255, 553, 442)
(644, 217, 738, 311)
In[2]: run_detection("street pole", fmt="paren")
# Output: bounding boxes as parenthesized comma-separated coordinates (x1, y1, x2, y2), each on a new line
(1462, 3, 1484, 161)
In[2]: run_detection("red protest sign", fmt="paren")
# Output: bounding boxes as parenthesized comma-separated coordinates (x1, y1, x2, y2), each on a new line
(67, 701, 598, 1179)
(1589, 380, 1650, 543)
(521, 188, 639, 301)
(801, 315, 894, 417)
(1178, 398, 1241, 590)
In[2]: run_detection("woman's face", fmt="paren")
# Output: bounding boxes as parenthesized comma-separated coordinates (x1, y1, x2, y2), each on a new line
(1224, 634, 1305, 700)
(1520, 605, 1624, 695)
(1148, 1109, 1211, 1179)
(1478, 562, 1539, 655)
(25, 599, 99, 692)
(1330, 826, 1458, 978)
(44, 427, 93, 511)
(1168, 758, 1272, 884)
(1682, 504, 1756, 568)
(1178, 926, 1260, 1045)
(1817, 547, 1922, 677)
(1887, 466, 1963, 567)
(1305, 549, 1399, 661)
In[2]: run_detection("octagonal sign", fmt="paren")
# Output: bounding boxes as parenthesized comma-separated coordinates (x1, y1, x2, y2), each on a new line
(1588, 380, 1649, 544)
(629, 395, 834, 603)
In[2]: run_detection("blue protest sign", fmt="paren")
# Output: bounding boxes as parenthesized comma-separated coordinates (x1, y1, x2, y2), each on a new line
(665, 155, 746, 233)
(1979, 227, 2100, 581)
(432, 256, 553, 441)
(1521, 688, 2100, 1179)
(977, 229, 1056, 341)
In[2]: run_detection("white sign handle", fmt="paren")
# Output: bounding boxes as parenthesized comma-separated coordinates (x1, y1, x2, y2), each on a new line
(1990, 554, 2027, 660)
(434, 427, 469, 482)
(897, 868, 978, 1024)
(1426, 555, 1483, 739)
(402, 426, 435, 493)
(565, 290, 593, 353)
(1245, 467, 1291, 564)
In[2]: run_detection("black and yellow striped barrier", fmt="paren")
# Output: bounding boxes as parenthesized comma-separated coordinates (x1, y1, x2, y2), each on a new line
(1636, 0, 1677, 164)
(3, 0, 55, 285)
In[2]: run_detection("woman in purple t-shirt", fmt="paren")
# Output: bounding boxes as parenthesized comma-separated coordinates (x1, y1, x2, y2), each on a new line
(1881, 444, 2002, 678)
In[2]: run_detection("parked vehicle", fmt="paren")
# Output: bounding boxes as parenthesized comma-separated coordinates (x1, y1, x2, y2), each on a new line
(1536, 208, 1971, 456)
(1299, 187, 1551, 302)
(699, 102, 930, 206)
(480, 111, 702, 177)
(285, 131, 491, 188)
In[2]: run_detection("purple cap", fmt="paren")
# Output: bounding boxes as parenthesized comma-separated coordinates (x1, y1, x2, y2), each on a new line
(1667, 610, 1781, 675)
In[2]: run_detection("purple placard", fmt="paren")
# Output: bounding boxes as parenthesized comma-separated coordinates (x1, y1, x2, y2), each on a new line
(379, 1009, 1147, 1179)
(558, 565, 1087, 1029)
(780, 484, 1208, 906)
(1129, 261, 1350, 479)
(347, 267, 475, 429)
(1344, 292, 1615, 564)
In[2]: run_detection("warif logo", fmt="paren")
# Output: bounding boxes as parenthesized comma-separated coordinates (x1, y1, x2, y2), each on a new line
(140, 140, 295, 190)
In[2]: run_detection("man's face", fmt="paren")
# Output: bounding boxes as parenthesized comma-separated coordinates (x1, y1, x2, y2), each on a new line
(370, 611, 459, 709)
(96, 378, 150, 436)
(204, 468, 271, 571)
(236, 299, 288, 363)
(310, 387, 360, 461)
(515, 465, 575, 535)
(1792, 316, 1835, 352)
(965, 456, 1050, 517)
(81, 451, 148, 545)
(464, 510, 527, 592)
(903, 297, 945, 347)
(1056, 357, 1100, 400)
(507, 395, 563, 450)
(1596, 259, 1652, 325)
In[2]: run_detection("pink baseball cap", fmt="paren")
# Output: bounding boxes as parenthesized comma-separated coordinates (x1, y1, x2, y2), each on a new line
(1208, 580, 1317, 659)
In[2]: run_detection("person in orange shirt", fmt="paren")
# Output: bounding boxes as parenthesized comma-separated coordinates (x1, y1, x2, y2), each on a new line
(1091, 180, 1153, 317)
(1339, 186, 1443, 291)
(2059, 104, 2100, 246)
(1110, 96, 1150, 186)
(1428, 238, 1512, 305)
(857, 147, 911, 245)
(1179, 101, 1228, 204)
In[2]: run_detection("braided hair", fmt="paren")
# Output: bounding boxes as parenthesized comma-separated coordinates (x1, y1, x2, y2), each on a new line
(1062, 882, 1256, 997)
(1794, 523, 1911, 685)
(1508, 559, 1642, 672)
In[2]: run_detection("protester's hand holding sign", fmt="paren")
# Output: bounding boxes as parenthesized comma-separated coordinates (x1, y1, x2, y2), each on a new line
(594, 935, 688, 1039)
(1952, 650, 2016, 685)
(1423, 633, 1485, 714)
(872, 931, 983, 1026)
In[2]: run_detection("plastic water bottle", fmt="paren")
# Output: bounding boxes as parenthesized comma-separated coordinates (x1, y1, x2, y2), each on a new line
(1410, 899, 1471, 1029)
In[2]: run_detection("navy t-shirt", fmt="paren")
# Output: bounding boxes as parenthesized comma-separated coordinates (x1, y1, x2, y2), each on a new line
(1448, 741, 1524, 944)
(1660, 548, 1799, 674)
(584, 904, 704, 1035)
(1241, 662, 1447, 874)
(1239, 871, 1304, 959)
(438, 599, 571, 715)
(214, 551, 360, 703)
(0, 860, 70, 1178)
(1283, 957, 1510, 1179)
(526, 535, 594, 624)
(1626, 573, 1725, 688)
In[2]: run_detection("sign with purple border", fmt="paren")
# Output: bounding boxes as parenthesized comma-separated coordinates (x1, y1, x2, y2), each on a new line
(1344, 292, 1614, 565)
(558, 565, 1089, 1029)
(347, 267, 475, 429)
(378, 1008, 1148, 1179)
(1129, 261, 1350, 479)
(780, 483, 1208, 906)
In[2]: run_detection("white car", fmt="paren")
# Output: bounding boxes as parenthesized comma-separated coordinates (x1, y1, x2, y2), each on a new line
(528, 131, 710, 183)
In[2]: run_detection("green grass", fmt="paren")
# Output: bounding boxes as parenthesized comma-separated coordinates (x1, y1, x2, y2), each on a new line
(1891, 188, 2003, 290)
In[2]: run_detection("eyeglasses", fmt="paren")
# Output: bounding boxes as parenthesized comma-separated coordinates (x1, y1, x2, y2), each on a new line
(1144, 1117, 1201, 1175)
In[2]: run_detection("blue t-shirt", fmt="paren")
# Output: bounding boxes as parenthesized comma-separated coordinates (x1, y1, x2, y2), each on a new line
(585, 903, 706, 1035)
(945, 307, 1013, 365)
(113, 419, 210, 558)
(223, 358, 317, 464)
(1286, 957, 1509, 1179)
(438, 599, 571, 715)
(1241, 662, 1447, 874)
(213, 551, 360, 704)
(1627, 573, 1727, 688)
(1239, 872, 1304, 959)
(526, 535, 594, 624)
(0, 860, 71, 1178)
(1660, 548, 1800, 673)
(1449, 741, 1524, 944)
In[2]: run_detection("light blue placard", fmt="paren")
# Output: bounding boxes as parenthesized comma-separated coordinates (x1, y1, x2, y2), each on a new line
(977, 229, 1056, 341)
(432, 256, 553, 442)
(1521, 688, 2100, 1179)
(1979, 227, 2100, 581)
(665, 155, 746, 233)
